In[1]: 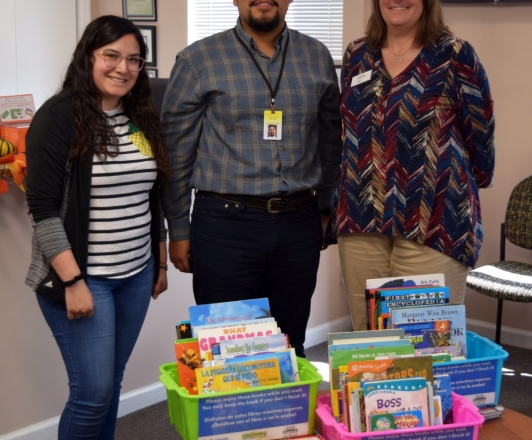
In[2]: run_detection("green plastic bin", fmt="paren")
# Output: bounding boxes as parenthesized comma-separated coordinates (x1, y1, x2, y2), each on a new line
(159, 357, 322, 440)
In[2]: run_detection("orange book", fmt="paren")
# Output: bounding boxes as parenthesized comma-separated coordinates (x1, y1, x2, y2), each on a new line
(174, 339, 201, 395)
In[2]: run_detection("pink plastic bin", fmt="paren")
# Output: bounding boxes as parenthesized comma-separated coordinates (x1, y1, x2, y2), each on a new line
(315, 392, 483, 440)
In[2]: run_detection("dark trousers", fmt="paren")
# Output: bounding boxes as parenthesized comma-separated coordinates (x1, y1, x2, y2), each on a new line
(190, 192, 323, 356)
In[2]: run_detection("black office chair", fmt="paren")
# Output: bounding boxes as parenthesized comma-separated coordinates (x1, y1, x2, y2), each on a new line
(466, 175, 532, 344)
(149, 78, 168, 114)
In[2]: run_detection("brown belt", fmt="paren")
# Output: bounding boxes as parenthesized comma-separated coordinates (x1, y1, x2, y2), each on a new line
(198, 189, 317, 213)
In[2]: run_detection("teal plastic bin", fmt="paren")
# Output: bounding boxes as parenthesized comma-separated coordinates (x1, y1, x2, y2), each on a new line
(434, 331, 508, 406)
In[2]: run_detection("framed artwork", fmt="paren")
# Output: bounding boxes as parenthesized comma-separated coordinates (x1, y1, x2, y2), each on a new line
(138, 25, 157, 67)
(122, 0, 157, 21)
(146, 68, 158, 79)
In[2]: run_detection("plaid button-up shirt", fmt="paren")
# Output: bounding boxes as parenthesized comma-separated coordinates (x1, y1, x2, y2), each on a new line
(161, 20, 342, 241)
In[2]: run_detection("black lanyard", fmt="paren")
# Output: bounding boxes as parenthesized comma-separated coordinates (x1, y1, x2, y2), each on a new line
(233, 28, 290, 112)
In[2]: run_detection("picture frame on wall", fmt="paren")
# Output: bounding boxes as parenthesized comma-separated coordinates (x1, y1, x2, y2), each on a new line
(146, 68, 158, 79)
(122, 0, 157, 21)
(138, 25, 157, 67)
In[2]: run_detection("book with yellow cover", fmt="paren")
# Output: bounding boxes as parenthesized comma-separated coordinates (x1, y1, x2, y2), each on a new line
(196, 358, 281, 394)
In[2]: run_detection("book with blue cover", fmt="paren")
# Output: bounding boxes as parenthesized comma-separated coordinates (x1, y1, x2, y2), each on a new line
(434, 374, 453, 424)
(205, 348, 299, 383)
(188, 298, 271, 329)
(390, 304, 467, 357)
(376, 286, 450, 317)
(395, 320, 452, 349)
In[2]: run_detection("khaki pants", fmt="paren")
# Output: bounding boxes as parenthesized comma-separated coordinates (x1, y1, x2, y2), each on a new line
(338, 233, 470, 331)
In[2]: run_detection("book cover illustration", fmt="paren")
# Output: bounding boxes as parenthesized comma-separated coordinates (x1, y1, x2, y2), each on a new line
(415, 345, 458, 358)
(189, 298, 271, 329)
(376, 286, 450, 318)
(363, 377, 430, 427)
(218, 333, 288, 359)
(369, 410, 424, 432)
(434, 374, 453, 424)
(391, 305, 467, 357)
(206, 348, 299, 383)
(395, 320, 451, 349)
(197, 321, 280, 361)
(346, 356, 434, 387)
(433, 395, 443, 425)
(174, 339, 202, 395)
(192, 317, 275, 337)
(176, 320, 193, 339)
(195, 358, 281, 394)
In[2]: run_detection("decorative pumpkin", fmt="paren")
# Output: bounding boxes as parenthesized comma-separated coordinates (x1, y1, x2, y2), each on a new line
(0, 138, 15, 157)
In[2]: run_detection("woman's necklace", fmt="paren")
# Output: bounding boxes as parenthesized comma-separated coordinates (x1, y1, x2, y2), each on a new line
(387, 45, 413, 63)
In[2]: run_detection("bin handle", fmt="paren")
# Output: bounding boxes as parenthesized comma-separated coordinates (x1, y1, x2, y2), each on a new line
(159, 373, 179, 392)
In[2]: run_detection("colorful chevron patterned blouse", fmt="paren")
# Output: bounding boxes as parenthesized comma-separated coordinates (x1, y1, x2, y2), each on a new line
(330, 33, 495, 268)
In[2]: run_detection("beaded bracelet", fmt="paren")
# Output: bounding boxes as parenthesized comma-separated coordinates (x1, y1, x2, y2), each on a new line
(159, 263, 169, 270)
(62, 273, 86, 287)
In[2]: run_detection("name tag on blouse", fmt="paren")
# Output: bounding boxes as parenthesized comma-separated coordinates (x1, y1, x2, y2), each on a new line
(351, 70, 373, 87)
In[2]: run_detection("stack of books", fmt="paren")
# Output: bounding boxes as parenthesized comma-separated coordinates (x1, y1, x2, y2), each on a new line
(327, 328, 454, 433)
(174, 298, 299, 395)
(478, 405, 504, 421)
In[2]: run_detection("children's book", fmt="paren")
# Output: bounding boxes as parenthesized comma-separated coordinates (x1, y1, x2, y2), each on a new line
(330, 345, 415, 422)
(433, 374, 453, 424)
(174, 338, 201, 395)
(433, 395, 443, 425)
(189, 298, 271, 329)
(328, 329, 405, 346)
(363, 377, 430, 428)
(218, 333, 288, 359)
(346, 356, 434, 388)
(415, 346, 458, 358)
(395, 320, 452, 349)
(376, 287, 450, 328)
(197, 321, 280, 361)
(192, 317, 276, 337)
(350, 387, 367, 433)
(391, 305, 467, 357)
(365, 274, 445, 329)
(196, 358, 281, 394)
(176, 320, 193, 339)
(328, 339, 412, 358)
(369, 410, 424, 431)
(204, 348, 299, 383)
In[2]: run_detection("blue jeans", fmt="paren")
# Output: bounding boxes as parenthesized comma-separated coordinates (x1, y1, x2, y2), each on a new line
(190, 193, 323, 357)
(37, 256, 153, 440)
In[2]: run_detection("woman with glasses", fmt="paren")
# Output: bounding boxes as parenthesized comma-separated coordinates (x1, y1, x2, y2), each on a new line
(25, 15, 169, 439)
(328, 0, 495, 331)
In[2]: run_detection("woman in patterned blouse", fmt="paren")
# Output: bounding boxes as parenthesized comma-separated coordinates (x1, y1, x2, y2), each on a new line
(329, 0, 495, 330)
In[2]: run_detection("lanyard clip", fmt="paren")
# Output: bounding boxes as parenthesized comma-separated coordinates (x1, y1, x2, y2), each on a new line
(271, 98, 276, 114)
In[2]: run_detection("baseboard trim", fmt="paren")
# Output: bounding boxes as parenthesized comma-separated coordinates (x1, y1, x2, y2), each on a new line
(6, 316, 531, 439)
(466, 318, 532, 350)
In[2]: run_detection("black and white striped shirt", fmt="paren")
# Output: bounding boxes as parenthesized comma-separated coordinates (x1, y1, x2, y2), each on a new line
(87, 105, 157, 278)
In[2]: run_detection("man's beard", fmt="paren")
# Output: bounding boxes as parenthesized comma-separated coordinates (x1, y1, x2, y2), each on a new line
(246, 3, 281, 33)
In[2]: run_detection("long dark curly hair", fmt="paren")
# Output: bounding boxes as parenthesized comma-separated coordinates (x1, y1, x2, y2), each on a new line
(62, 15, 169, 178)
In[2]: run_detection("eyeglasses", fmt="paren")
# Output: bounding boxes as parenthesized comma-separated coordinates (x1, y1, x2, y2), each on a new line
(97, 50, 146, 72)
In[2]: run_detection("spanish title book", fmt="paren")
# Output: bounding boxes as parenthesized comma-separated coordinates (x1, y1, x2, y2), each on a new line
(204, 348, 299, 383)
(363, 377, 430, 428)
(195, 358, 281, 394)
(197, 321, 280, 361)
(390, 304, 467, 357)
(174, 338, 201, 395)
(189, 297, 271, 329)
(394, 320, 452, 349)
